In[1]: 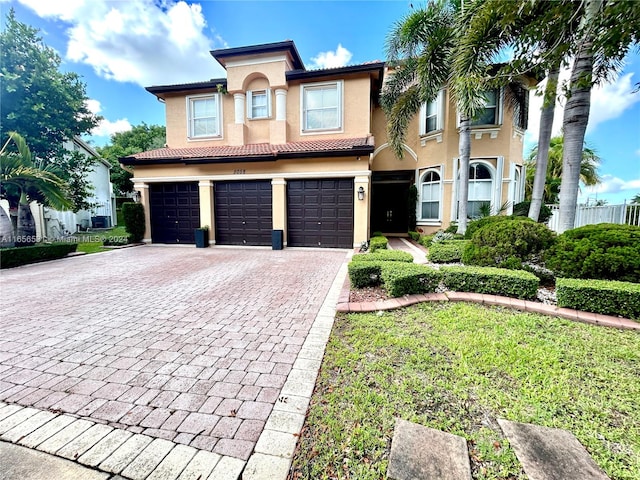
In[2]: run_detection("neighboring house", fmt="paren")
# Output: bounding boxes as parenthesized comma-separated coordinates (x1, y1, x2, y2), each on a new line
(121, 40, 533, 248)
(40, 137, 116, 238)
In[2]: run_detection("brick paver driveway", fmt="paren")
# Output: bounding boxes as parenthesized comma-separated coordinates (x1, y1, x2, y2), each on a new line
(0, 246, 347, 463)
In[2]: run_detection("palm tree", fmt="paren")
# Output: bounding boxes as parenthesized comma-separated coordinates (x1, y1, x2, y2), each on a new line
(381, 0, 490, 235)
(0, 132, 72, 246)
(525, 135, 601, 204)
(631, 193, 640, 205)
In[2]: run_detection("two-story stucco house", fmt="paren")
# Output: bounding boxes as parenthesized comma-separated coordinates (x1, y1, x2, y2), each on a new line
(121, 40, 534, 248)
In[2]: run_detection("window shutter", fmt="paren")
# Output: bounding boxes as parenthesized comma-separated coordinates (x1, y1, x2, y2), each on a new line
(419, 103, 426, 135)
(436, 90, 444, 131)
(246, 91, 253, 119)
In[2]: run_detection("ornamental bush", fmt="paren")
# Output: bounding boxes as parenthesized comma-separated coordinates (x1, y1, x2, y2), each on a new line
(369, 235, 388, 252)
(352, 250, 414, 263)
(556, 277, 640, 320)
(380, 263, 442, 297)
(464, 215, 514, 239)
(0, 243, 78, 269)
(348, 261, 383, 288)
(441, 265, 539, 300)
(512, 200, 553, 223)
(427, 240, 469, 263)
(544, 224, 640, 283)
(462, 217, 556, 267)
(122, 202, 146, 243)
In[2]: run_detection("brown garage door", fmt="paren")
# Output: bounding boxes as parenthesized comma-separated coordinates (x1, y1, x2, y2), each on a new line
(287, 179, 354, 248)
(149, 182, 200, 244)
(214, 181, 273, 245)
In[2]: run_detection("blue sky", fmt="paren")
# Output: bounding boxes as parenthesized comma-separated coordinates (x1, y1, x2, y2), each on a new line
(2, 0, 639, 204)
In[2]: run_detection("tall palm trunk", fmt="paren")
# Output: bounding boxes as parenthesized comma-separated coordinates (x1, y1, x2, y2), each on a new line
(558, 0, 601, 233)
(0, 204, 14, 247)
(528, 65, 559, 221)
(16, 192, 36, 246)
(457, 117, 471, 235)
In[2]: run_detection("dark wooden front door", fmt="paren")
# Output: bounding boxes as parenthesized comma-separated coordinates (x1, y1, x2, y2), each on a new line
(149, 182, 200, 244)
(287, 179, 354, 248)
(370, 171, 414, 234)
(214, 181, 273, 246)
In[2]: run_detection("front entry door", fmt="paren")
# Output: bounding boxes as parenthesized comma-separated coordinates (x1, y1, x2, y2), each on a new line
(370, 171, 415, 234)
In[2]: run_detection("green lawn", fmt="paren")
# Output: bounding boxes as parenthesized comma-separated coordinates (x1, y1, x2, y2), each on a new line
(73, 225, 128, 254)
(290, 303, 640, 480)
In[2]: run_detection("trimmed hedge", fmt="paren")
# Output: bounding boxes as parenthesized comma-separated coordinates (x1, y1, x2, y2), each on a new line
(463, 218, 556, 267)
(464, 215, 514, 239)
(441, 265, 539, 300)
(427, 240, 469, 263)
(352, 250, 414, 263)
(0, 243, 78, 269)
(381, 263, 442, 297)
(408, 231, 420, 241)
(369, 235, 388, 252)
(348, 260, 441, 297)
(419, 234, 434, 247)
(545, 223, 640, 283)
(122, 202, 146, 243)
(556, 278, 640, 320)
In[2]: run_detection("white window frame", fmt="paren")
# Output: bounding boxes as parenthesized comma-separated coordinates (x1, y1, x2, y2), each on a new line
(419, 90, 445, 135)
(187, 93, 222, 140)
(469, 88, 503, 127)
(467, 161, 495, 218)
(300, 80, 343, 134)
(419, 168, 443, 222)
(247, 89, 272, 120)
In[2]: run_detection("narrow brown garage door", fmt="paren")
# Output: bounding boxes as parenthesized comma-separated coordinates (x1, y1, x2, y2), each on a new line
(149, 182, 200, 244)
(287, 179, 354, 248)
(214, 181, 273, 245)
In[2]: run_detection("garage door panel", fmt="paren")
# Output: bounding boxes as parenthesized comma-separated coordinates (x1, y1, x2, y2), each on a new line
(149, 182, 200, 244)
(287, 179, 354, 248)
(215, 181, 273, 246)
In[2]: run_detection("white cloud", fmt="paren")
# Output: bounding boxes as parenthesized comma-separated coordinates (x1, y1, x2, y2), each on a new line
(585, 175, 640, 194)
(18, 0, 226, 86)
(526, 63, 639, 148)
(310, 44, 353, 69)
(85, 99, 132, 137)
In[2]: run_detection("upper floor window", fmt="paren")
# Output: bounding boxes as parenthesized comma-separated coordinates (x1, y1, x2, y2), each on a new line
(420, 169, 441, 221)
(247, 89, 271, 120)
(471, 89, 501, 126)
(420, 90, 444, 135)
(301, 81, 343, 132)
(188, 94, 221, 138)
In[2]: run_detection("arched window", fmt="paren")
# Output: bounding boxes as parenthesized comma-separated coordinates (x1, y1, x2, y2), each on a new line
(420, 170, 441, 221)
(468, 163, 493, 218)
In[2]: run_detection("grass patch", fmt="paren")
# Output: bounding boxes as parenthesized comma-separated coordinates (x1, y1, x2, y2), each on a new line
(291, 303, 640, 479)
(73, 225, 128, 254)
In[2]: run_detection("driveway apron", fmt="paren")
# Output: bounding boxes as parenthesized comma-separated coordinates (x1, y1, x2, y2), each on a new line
(0, 246, 347, 464)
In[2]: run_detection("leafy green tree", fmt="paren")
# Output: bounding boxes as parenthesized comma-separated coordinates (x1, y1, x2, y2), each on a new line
(525, 135, 601, 204)
(1, 132, 72, 246)
(631, 193, 640, 204)
(96, 123, 166, 195)
(0, 9, 100, 211)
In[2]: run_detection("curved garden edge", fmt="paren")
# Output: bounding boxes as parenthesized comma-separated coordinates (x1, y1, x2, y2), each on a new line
(336, 278, 640, 331)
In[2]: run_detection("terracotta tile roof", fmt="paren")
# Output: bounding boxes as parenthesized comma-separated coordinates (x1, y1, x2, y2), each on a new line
(122, 137, 374, 165)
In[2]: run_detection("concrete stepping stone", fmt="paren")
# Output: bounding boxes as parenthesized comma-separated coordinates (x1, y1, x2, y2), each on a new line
(387, 418, 471, 480)
(498, 419, 610, 480)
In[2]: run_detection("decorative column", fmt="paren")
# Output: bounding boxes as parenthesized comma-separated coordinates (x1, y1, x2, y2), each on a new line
(272, 178, 287, 245)
(198, 181, 215, 244)
(133, 183, 151, 243)
(234, 93, 245, 124)
(353, 175, 371, 246)
(275, 89, 287, 121)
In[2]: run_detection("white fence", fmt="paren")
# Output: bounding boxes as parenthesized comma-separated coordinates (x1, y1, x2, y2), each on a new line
(547, 203, 640, 232)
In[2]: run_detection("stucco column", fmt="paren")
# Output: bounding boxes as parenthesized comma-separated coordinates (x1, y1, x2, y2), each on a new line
(275, 89, 287, 121)
(272, 178, 287, 244)
(198, 181, 215, 245)
(354, 175, 371, 246)
(134, 183, 151, 243)
(234, 93, 245, 124)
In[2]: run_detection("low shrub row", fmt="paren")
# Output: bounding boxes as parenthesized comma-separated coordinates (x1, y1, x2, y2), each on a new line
(348, 261, 539, 299)
(0, 243, 78, 269)
(369, 235, 388, 252)
(556, 278, 640, 320)
(441, 266, 539, 300)
(352, 250, 413, 263)
(427, 240, 469, 263)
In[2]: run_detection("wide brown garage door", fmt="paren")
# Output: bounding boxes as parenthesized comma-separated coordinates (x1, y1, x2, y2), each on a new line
(214, 181, 273, 245)
(149, 182, 200, 244)
(287, 179, 354, 248)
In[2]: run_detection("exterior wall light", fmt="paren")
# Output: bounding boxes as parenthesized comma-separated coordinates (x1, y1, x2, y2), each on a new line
(358, 186, 365, 201)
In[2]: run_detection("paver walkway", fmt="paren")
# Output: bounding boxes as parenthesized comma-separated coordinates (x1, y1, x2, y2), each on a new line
(0, 246, 349, 478)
